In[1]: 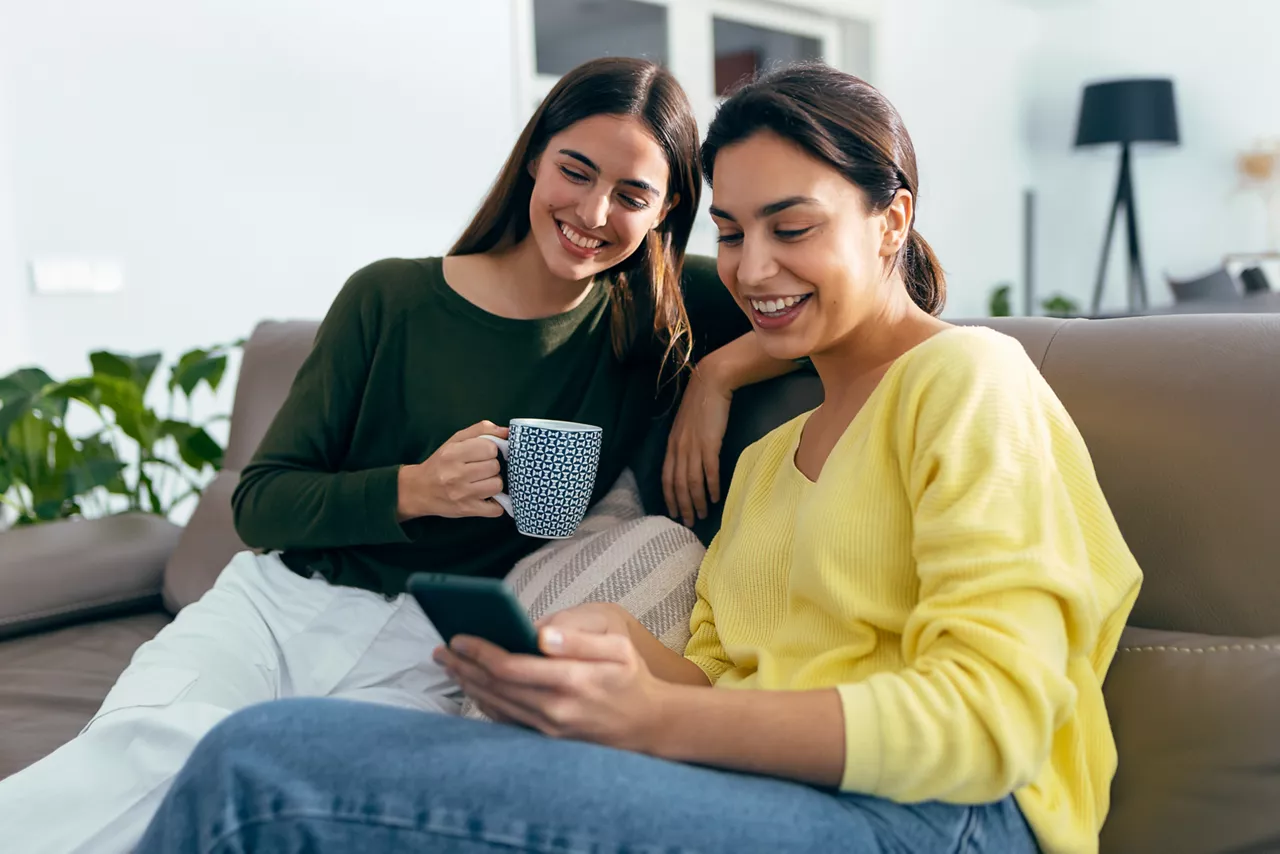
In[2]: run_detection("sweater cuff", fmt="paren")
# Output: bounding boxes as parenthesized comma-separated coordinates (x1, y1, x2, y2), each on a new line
(685, 655, 731, 685)
(836, 682, 884, 793)
(354, 465, 412, 545)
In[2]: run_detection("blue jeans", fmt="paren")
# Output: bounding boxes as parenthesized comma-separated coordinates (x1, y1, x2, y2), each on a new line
(137, 698, 1040, 853)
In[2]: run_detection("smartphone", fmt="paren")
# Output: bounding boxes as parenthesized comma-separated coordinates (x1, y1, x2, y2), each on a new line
(406, 573, 543, 656)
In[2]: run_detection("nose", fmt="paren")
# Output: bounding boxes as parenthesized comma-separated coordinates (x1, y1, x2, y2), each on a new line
(736, 233, 778, 288)
(576, 189, 610, 231)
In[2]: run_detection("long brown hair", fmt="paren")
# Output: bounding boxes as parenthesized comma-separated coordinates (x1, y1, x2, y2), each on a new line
(451, 57, 701, 371)
(701, 63, 946, 315)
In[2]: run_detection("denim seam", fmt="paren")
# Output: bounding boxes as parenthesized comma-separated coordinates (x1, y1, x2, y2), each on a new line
(954, 806, 981, 854)
(205, 807, 692, 854)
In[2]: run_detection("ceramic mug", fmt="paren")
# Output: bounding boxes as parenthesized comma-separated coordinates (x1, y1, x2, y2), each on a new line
(480, 419, 603, 539)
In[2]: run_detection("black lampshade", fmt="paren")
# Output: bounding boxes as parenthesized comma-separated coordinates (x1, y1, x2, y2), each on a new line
(1075, 78, 1180, 147)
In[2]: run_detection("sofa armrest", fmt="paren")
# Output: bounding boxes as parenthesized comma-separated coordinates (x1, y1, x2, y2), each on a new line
(0, 513, 182, 640)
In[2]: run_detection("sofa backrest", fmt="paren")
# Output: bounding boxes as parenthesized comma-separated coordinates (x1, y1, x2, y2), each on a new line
(224, 320, 322, 472)
(168, 314, 1280, 640)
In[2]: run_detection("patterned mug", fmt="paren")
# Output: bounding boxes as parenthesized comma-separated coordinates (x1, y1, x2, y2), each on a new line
(479, 419, 603, 539)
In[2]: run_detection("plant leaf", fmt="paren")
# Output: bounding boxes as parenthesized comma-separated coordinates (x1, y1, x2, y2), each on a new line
(89, 351, 135, 382)
(160, 419, 224, 472)
(46, 376, 103, 409)
(0, 368, 55, 402)
(135, 353, 163, 392)
(0, 394, 33, 446)
(91, 375, 159, 448)
(137, 470, 164, 515)
(170, 351, 228, 397)
(90, 350, 162, 396)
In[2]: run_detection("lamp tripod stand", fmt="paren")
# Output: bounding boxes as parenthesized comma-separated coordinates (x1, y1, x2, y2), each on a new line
(1090, 142, 1148, 316)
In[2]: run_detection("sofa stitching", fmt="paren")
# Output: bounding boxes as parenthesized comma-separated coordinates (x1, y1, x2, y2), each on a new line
(1119, 644, 1279, 653)
(0, 589, 162, 628)
(1037, 318, 1075, 372)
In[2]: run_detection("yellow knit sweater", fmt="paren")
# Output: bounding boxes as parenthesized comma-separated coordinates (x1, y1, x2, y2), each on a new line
(684, 327, 1142, 854)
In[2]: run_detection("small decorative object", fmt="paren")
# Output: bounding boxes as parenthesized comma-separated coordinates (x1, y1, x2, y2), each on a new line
(989, 283, 1013, 317)
(1075, 78, 1181, 315)
(1041, 294, 1081, 318)
(1236, 140, 1280, 251)
(0, 342, 241, 525)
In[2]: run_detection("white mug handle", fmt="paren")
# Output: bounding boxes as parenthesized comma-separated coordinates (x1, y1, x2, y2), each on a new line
(478, 434, 513, 517)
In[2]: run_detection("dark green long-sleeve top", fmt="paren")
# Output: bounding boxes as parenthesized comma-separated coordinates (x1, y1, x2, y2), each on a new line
(231, 255, 746, 597)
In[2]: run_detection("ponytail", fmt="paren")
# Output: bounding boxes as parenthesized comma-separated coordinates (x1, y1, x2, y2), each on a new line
(902, 229, 946, 316)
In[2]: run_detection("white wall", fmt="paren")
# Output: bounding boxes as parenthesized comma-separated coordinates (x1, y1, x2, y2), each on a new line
(1026, 0, 1280, 312)
(2, 0, 519, 389)
(877, 0, 1039, 319)
(0, 26, 26, 375)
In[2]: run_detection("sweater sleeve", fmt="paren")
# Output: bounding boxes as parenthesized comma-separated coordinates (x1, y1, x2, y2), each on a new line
(835, 336, 1104, 803)
(231, 261, 411, 550)
(682, 439, 764, 682)
(682, 533, 733, 683)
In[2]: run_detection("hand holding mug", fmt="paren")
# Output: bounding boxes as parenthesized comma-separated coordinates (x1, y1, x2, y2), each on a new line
(397, 421, 509, 521)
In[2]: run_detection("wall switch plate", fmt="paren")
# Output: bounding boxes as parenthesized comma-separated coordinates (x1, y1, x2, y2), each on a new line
(29, 259, 124, 295)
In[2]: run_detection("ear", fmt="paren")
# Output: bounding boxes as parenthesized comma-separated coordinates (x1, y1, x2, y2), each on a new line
(652, 192, 680, 230)
(527, 156, 541, 179)
(880, 189, 913, 257)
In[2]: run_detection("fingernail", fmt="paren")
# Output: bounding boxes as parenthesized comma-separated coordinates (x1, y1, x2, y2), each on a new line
(542, 627, 564, 651)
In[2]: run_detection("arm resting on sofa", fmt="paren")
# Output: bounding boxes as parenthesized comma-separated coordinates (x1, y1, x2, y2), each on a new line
(0, 513, 182, 640)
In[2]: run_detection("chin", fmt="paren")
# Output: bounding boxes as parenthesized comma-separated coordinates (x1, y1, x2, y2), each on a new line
(753, 330, 812, 363)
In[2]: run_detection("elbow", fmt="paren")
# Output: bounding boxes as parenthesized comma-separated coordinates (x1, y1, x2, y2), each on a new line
(230, 474, 276, 550)
(978, 680, 1074, 797)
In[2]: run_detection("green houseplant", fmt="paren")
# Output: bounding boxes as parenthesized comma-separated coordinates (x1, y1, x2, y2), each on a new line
(0, 342, 241, 526)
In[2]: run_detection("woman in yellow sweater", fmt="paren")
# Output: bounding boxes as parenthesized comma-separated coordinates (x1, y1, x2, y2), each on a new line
(137, 65, 1142, 854)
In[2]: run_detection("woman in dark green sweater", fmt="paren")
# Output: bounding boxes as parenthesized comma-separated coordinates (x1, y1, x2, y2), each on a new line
(0, 57, 793, 854)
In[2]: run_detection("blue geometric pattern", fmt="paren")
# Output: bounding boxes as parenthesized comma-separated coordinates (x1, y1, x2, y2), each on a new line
(507, 422, 603, 538)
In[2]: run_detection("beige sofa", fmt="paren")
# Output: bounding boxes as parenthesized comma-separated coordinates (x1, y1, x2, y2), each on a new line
(2, 315, 1278, 853)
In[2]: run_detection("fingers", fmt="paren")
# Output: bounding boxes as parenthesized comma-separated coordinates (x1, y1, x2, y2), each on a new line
(455, 436, 501, 464)
(703, 444, 722, 505)
(450, 420, 510, 443)
(662, 441, 679, 519)
(686, 445, 708, 522)
(468, 498, 506, 518)
(536, 606, 615, 635)
(672, 442, 696, 527)
(540, 627, 633, 664)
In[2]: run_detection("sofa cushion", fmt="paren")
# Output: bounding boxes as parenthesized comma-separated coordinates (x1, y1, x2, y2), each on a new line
(1101, 626, 1280, 854)
(163, 471, 247, 613)
(0, 514, 181, 640)
(0, 610, 171, 779)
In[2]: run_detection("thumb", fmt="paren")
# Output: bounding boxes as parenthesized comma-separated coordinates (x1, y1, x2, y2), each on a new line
(539, 626, 632, 663)
(536, 607, 613, 634)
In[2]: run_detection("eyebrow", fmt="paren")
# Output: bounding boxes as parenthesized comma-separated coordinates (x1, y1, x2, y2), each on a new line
(708, 195, 818, 222)
(559, 149, 660, 196)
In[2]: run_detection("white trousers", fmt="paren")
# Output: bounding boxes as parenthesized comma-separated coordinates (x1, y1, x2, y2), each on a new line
(0, 551, 457, 854)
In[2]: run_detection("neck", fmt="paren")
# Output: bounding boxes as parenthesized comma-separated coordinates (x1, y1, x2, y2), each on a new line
(808, 274, 946, 412)
(490, 236, 597, 317)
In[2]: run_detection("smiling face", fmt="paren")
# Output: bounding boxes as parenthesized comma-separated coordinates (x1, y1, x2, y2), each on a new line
(526, 114, 675, 283)
(709, 131, 911, 362)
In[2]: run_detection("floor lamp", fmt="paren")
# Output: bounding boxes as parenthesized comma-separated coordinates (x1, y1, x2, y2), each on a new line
(1075, 78, 1180, 315)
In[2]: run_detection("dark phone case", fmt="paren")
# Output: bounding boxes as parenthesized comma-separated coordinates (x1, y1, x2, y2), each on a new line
(407, 573, 542, 656)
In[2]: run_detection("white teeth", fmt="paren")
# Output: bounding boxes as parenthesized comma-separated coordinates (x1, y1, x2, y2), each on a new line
(751, 295, 809, 315)
(559, 222, 603, 249)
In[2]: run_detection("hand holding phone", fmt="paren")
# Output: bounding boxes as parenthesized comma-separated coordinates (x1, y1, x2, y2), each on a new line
(407, 573, 542, 656)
